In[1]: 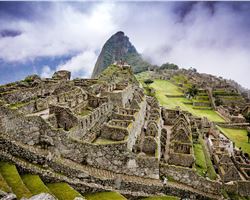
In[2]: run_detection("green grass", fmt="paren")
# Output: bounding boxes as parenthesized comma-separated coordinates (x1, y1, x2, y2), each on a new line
(0, 172, 12, 192)
(147, 79, 225, 122)
(85, 191, 127, 200)
(150, 79, 183, 96)
(135, 71, 152, 81)
(142, 195, 179, 200)
(199, 139, 217, 180)
(47, 182, 83, 200)
(217, 126, 250, 154)
(22, 174, 51, 195)
(0, 162, 32, 199)
(193, 144, 207, 177)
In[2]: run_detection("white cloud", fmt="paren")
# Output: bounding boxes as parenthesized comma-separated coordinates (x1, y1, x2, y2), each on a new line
(41, 65, 54, 78)
(0, 2, 117, 62)
(57, 50, 97, 78)
(0, 2, 249, 88)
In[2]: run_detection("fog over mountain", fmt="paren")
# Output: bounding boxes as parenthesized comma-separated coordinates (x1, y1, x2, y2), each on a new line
(0, 2, 249, 88)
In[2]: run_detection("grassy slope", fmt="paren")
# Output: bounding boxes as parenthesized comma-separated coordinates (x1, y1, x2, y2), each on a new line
(0, 172, 12, 193)
(85, 191, 127, 200)
(199, 139, 217, 180)
(47, 182, 83, 200)
(0, 162, 32, 199)
(22, 174, 51, 195)
(193, 144, 207, 177)
(148, 79, 225, 122)
(217, 126, 250, 154)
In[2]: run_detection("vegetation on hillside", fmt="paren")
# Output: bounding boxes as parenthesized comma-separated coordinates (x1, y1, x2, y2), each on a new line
(159, 63, 179, 70)
(141, 78, 225, 122)
(217, 126, 250, 155)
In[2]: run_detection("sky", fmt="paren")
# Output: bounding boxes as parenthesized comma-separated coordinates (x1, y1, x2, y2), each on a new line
(0, 1, 250, 88)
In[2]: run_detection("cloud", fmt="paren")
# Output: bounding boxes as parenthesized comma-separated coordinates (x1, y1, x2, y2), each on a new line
(57, 50, 97, 78)
(41, 65, 54, 78)
(118, 2, 250, 88)
(0, 2, 250, 88)
(0, 2, 117, 62)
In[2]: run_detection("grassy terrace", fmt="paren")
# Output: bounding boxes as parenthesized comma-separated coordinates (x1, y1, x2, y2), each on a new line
(22, 174, 51, 195)
(0, 162, 32, 199)
(217, 126, 250, 154)
(0, 172, 11, 193)
(47, 182, 83, 200)
(193, 144, 207, 177)
(85, 191, 127, 200)
(147, 79, 225, 122)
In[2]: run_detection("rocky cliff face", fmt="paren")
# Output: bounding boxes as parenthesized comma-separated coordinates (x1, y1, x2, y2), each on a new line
(91, 31, 151, 78)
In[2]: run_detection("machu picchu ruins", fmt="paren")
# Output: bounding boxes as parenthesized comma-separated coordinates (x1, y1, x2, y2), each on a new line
(0, 60, 250, 200)
(1, 2, 250, 199)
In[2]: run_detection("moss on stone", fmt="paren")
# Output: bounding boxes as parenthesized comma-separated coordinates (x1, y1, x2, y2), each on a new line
(85, 191, 127, 200)
(47, 182, 83, 200)
(21, 174, 51, 195)
(0, 162, 32, 199)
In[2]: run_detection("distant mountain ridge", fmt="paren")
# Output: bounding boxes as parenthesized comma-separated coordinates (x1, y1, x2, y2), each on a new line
(91, 31, 151, 78)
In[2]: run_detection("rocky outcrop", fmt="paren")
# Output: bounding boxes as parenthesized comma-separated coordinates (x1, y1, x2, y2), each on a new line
(91, 31, 151, 78)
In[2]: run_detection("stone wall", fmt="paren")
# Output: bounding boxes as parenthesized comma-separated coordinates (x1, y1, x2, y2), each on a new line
(160, 164, 222, 195)
(127, 98, 147, 151)
(108, 85, 134, 107)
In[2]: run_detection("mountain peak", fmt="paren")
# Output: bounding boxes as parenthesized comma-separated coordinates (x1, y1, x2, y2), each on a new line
(91, 32, 151, 78)
(114, 31, 125, 36)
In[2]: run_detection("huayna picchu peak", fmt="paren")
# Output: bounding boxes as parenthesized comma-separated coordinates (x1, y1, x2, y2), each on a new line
(91, 31, 151, 78)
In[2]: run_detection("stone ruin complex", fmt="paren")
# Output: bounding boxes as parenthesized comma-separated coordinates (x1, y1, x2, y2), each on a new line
(0, 64, 250, 199)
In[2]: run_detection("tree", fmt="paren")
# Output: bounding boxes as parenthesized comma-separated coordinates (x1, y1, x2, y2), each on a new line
(160, 62, 179, 70)
(215, 98, 223, 106)
(144, 79, 154, 85)
(187, 85, 198, 98)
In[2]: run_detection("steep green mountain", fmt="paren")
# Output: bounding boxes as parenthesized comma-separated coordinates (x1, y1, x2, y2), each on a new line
(91, 31, 151, 78)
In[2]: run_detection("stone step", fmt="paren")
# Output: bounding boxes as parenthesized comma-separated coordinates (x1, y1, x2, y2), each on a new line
(47, 182, 83, 200)
(0, 161, 32, 199)
(21, 174, 52, 196)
